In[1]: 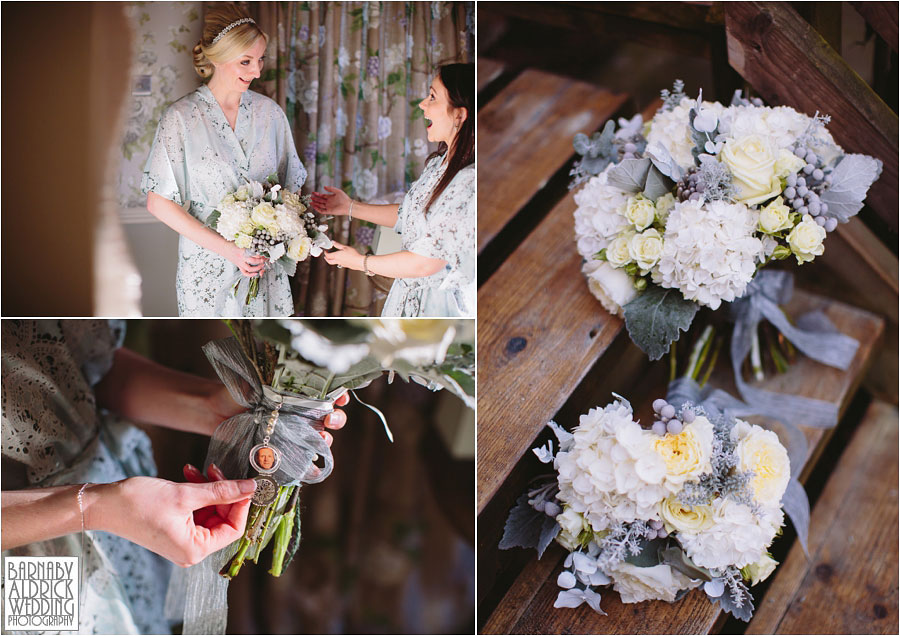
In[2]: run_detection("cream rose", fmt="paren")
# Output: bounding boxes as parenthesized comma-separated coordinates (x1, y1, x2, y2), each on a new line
(733, 424, 790, 507)
(625, 196, 656, 231)
(774, 149, 805, 179)
(606, 562, 699, 604)
(582, 260, 637, 318)
(287, 235, 312, 261)
(251, 202, 279, 233)
(787, 214, 826, 264)
(606, 234, 634, 268)
(282, 190, 307, 213)
(721, 134, 781, 205)
(758, 196, 794, 234)
(628, 229, 663, 272)
(235, 233, 253, 249)
(741, 554, 778, 586)
(659, 496, 714, 534)
(234, 185, 251, 201)
(652, 416, 714, 491)
(655, 193, 676, 224)
(557, 507, 587, 538)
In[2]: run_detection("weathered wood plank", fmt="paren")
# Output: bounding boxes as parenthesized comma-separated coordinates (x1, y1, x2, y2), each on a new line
(477, 69, 628, 254)
(478, 57, 506, 93)
(748, 400, 899, 634)
(483, 292, 884, 634)
(724, 1, 899, 232)
(850, 1, 899, 53)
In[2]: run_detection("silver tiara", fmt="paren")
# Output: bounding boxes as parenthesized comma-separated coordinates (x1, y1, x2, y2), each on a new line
(211, 17, 255, 45)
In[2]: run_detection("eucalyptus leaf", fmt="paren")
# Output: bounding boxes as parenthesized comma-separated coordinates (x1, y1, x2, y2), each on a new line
(607, 157, 652, 193)
(624, 537, 666, 567)
(643, 165, 674, 200)
(659, 546, 713, 581)
(819, 154, 883, 222)
(623, 286, 700, 360)
(206, 209, 221, 230)
(499, 492, 559, 558)
(646, 142, 683, 181)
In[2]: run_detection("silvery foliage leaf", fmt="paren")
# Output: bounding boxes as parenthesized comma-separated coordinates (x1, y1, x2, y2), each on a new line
(500, 492, 561, 558)
(533, 440, 554, 463)
(570, 120, 617, 188)
(277, 321, 371, 374)
(782, 477, 810, 556)
(547, 420, 574, 445)
(623, 537, 666, 567)
(660, 79, 686, 111)
(659, 546, 713, 581)
(297, 319, 372, 344)
(819, 154, 883, 222)
(391, 357, 475, 409)
(206, 209, 221, 230)
(607, 157, 652, 193)
(280, 356, 383, 399)
(624, 286, 700, 360)
(711, 581, 754, 622)
(688, 107, 714, 164)
(646, 142, 683, 182)
(615, 114, 644, 140)
(643, 164, 674, 200)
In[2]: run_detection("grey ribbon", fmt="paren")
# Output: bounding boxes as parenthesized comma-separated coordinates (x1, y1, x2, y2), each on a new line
(173, 337, 335, 634)
(214, 253, 297, 316)
(729, 270, 858, 429)
(667, 377, 810, 555)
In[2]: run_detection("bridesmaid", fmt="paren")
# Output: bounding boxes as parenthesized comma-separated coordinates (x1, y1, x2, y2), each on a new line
(311, 64, 476, 318)
(142, 4, 305, 316)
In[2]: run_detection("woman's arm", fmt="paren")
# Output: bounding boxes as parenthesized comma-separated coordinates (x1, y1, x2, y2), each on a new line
(309, 186, 399, 228)
(323, 242, 446, 278)
(146, 192, 266, 278)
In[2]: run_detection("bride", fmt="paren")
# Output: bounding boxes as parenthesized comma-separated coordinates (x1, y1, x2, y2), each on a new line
(142, 5, 305, 317)
(311, 64, 475, 317)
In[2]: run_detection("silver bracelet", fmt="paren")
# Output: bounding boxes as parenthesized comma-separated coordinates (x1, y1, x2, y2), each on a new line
(348, 199, 354, 221)
(363, 254, 375, 277)
(77, 483, 91, 618)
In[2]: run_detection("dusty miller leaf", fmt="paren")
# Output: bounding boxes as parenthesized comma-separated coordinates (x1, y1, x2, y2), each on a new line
(624, 537, 666, 567)
(712, 583, 755, 622)
(659, 546, 713, 581)
(499, 492, 560, 558)
(646, 142, 683, 182)
(623, 286, 699, 360)
(607, 157, 652, 193)
(819, 154, 883, 222)
(643, 164, 674, 200)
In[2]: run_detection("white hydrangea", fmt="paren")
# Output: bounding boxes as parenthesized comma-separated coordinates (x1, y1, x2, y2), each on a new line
(677, 498, 784, 570)
(274, 203, 305, 239)
(646, 97, 726, 172)
(216, 202, 252, 240)
(606, 561, 699, 603)
(555, 401, 670, 531)
(573, 164, 630, 259)
(719, 104, 842, 164)
(653, 199, 763, 310)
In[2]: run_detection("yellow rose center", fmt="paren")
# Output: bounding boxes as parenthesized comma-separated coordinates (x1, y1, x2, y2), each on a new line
(652, 430, 700, 475)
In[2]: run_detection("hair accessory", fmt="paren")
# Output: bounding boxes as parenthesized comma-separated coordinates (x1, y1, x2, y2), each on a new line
(212, 17, 256, 45)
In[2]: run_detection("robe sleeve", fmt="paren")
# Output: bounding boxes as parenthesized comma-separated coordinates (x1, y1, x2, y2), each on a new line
(141, 106, 188, 206)
(277, 107, 307, 191)
(404, 165, 475, 267)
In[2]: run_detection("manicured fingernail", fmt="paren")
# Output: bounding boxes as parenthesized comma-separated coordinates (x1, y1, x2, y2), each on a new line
(238, 479, 257, 494)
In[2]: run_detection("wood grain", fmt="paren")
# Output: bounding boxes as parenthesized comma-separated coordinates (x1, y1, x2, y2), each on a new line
(724, 1, 899, 232)
(478, 57, 506, 94)
(477, 69, 627, 253)
(476, 189, 624, 513)
(483, 292, 884, 634)
(850, 1, 899, 53)
(748, 400, 899, 634)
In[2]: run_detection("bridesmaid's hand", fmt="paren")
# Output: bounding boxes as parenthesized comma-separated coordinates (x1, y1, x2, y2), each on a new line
(310, 186, 352, 216)
(223, 242, 266, 278)
(323, 241, 365, 271)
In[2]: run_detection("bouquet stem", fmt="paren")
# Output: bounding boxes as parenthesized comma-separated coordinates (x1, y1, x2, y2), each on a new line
(269, 487, 301, 577)
(220, 503, 264, 579)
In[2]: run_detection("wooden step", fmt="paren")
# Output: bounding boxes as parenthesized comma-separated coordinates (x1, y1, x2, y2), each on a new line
(747, 399, 899, 635)
(477, 57, 506, 94)
(477, 68, 628, 254)
(482, 291, 884, 634)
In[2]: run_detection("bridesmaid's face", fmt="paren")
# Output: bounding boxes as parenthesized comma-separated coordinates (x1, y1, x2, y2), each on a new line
(215, 36, 267, 93)
(419, 76, 465, 146)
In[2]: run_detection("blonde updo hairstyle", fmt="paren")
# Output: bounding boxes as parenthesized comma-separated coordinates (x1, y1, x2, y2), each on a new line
(192, 4, 268, 79)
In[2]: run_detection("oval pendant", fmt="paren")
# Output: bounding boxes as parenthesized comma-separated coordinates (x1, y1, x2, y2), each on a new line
(251, 475, 279, 506)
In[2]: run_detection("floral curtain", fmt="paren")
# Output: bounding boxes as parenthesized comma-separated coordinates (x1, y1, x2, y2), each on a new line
(253, 1, 475, 316)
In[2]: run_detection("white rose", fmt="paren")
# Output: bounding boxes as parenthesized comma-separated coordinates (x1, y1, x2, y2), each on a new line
(733, 424, 790, 507)
(287, 235, 311, 261)
(659, 495, 714, 534)
(720, 134, 781, 205)
(651, 415, 714, 492)
(606, 233, 633, 268)
(251, 202, 279, 233)
(741, 554, 778, 586)
(625, 196, 656, 231)
(628, 229, 663, 272)
(787, 214, 826, 264)
(555, 528, 580, 552)
(234, 185, 250, 201)
(774, 149, 805, 179)
(655, 193, 676, 224)
(758, 196, 794, 234)
(556, 507, 587, 538)
(582, 260, 637, 318)
(235, 233, 252, 249)
(606, 561, 699, 603)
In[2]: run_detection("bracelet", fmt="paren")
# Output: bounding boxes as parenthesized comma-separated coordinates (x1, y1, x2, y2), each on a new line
(348, 199, 354, 221)
(77, 483, 91, 617)
(363, 254, 375, 277)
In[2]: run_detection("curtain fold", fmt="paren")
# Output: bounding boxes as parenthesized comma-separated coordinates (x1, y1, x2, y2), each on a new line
(253, 1, 474, 316)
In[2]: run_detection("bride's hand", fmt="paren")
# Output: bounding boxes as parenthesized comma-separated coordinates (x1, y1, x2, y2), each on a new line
(223, 242, 267, 278)
(310, 186, 352, 216)
(86, 476, 257, 568)
(323, 241, 365, 271)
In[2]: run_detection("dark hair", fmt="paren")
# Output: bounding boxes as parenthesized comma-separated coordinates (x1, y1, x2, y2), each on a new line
(424, 63, 475, 214)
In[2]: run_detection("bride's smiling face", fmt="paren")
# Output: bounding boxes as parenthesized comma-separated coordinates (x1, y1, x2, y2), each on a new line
(419, 76, 464, 146)
(213, 36, 267, 93)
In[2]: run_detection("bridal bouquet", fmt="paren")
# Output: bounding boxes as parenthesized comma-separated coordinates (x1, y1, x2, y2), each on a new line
(572, 80, 882, 359)
(501, 392, 793, 621)
(209, 175, 332, 305)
